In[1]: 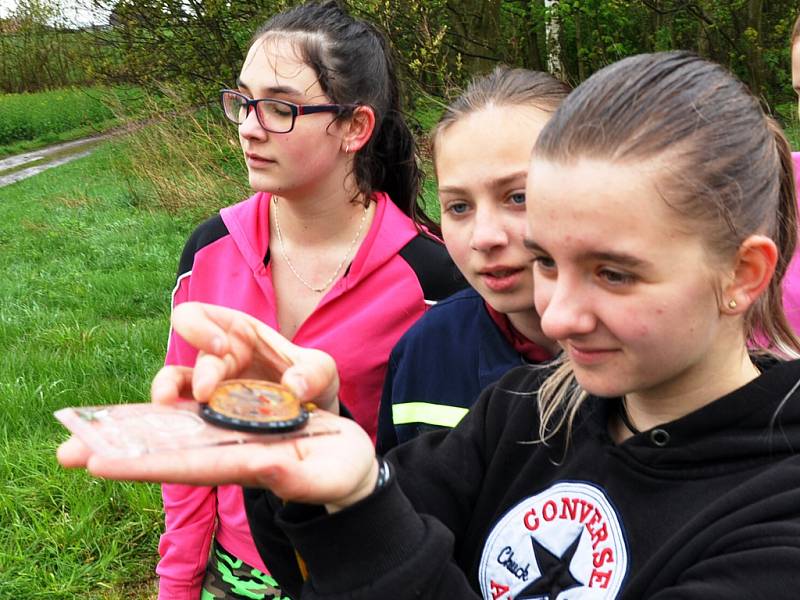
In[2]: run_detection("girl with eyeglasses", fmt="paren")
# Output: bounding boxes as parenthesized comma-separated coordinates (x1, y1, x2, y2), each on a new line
(376, 67, 565, 453)
(61, 50, 800, 598)
(156, 1, 463, 598)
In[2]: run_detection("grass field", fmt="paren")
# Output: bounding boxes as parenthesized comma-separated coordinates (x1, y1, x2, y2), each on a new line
(0, 86, 149, 159)
(0, 139, 201, 598)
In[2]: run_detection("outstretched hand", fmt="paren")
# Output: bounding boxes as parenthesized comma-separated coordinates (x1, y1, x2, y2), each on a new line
(57, 411, 378, 511)
(57, 303, 379, 511)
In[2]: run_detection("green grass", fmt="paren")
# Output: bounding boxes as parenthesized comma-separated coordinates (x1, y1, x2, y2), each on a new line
(411, 93, 447, 133)
(420, 164, 440, 222)
(0, 139, 199, 598)
(0, 86, 149, 157)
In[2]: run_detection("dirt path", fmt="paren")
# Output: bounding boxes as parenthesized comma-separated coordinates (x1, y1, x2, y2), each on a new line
(0, 132, 118, 189)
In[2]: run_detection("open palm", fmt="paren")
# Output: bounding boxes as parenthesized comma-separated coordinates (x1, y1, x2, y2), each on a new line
(58, 302, 378, 510)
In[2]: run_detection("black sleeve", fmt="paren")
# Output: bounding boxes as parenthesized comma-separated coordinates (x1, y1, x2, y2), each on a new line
(277, 478, 480, 599)
(244, 408, 488, 599)
(176, 214, 229, 278)
(398, 234, 466, 302)
(242, 488, 310, 597)
(242, 400, 358, 598)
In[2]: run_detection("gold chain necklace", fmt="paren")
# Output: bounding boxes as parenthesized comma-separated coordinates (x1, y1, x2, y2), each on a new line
(272, 196, 369, 294)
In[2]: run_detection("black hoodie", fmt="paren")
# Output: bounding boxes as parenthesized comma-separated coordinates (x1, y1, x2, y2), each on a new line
(245, 357, 800, 599)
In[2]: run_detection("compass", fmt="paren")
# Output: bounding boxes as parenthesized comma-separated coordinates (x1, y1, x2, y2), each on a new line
(200, 379, 309, 433)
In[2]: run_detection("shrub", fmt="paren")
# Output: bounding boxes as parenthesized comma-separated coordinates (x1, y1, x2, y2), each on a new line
(114, 89, 250, 219)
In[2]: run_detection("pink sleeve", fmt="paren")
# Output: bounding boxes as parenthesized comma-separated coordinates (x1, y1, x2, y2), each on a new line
(156, 275, 215, 600)
(157, 483, 217, 599)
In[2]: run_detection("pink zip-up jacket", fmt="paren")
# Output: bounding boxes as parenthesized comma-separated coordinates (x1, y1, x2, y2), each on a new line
(156, 191, 464, 599)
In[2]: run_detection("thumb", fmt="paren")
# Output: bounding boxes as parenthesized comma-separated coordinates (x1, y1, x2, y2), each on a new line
(281, 349, 339, 412)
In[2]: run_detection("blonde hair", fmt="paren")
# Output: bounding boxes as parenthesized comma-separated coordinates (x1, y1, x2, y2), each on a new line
(431, 65, 570, 164)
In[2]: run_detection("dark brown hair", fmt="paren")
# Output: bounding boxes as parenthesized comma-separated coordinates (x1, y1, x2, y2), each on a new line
(533, 51, 800, 440)
(431, 65, 571, 162)
(253, 0, 437, 233)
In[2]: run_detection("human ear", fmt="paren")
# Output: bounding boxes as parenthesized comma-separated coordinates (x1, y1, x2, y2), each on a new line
(721, 234, 778, 314)
(341, 105, 376, 153)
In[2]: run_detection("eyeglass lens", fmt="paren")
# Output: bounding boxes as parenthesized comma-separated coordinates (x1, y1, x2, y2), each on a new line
(222, 93, 294, 133)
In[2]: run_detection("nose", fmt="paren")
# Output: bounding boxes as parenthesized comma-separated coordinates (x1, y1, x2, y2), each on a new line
(470, 206, 508, 252)
(536, 273, 597, 341)
(239, 105, 268, 141)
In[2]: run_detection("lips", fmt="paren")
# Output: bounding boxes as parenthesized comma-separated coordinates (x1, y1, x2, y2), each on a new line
(245, 152, 275, 168)
(566, 342, 619, 366)
(478, 265, 525, 292)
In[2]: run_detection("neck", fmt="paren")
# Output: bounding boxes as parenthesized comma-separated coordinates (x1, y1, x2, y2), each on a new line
(507, 309, 561, 356)
(622, 340, 759, 435)
(271, 186, 368, 246)
(268, 156, 365, 241)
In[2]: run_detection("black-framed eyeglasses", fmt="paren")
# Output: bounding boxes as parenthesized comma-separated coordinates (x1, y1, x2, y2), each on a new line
(220, 89, 356, 133)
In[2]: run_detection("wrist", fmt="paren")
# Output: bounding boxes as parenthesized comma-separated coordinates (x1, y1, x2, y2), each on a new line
(324, 457, 384, 514)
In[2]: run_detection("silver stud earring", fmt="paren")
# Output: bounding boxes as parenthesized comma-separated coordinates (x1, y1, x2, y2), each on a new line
(727, 299, 738, 309)
(344, 144, 350, 153)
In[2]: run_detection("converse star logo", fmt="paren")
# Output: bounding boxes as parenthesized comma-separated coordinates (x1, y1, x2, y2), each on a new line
(519, 532, 583, 598)
(479, 482, 629, 599)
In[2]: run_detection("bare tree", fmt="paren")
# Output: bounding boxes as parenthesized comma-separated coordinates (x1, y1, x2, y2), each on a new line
(544, 0, 565, 80)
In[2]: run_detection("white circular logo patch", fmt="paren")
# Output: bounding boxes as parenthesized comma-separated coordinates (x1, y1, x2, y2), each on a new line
(479, 481, 629, 599)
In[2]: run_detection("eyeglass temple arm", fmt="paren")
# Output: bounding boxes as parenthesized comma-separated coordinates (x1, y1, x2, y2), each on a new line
(297, 104, 357, 116)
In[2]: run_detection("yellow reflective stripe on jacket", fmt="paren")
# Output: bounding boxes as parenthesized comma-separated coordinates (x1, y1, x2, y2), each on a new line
(392, 402, 469, 428)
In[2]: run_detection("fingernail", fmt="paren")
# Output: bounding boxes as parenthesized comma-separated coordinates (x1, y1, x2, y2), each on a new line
(196, 371, 216, 395)
(286, 373, 309, 399)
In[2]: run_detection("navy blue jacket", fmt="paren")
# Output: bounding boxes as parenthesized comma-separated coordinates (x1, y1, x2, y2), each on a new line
(376, 287, 526, 454)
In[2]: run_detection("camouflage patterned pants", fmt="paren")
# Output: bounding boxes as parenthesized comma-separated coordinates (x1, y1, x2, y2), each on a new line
(201, 541, 290, 600)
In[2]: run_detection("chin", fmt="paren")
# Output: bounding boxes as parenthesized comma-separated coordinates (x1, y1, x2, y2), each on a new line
(249, 176, 279, 193)
(569, 368, 628, 399)
(484, 295, 533, 316)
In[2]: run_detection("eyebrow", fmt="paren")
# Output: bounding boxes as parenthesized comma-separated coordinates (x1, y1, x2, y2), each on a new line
(235, 77, 303, 97)
(523, 238, 651, 269)
(438, 170, 528, 195)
